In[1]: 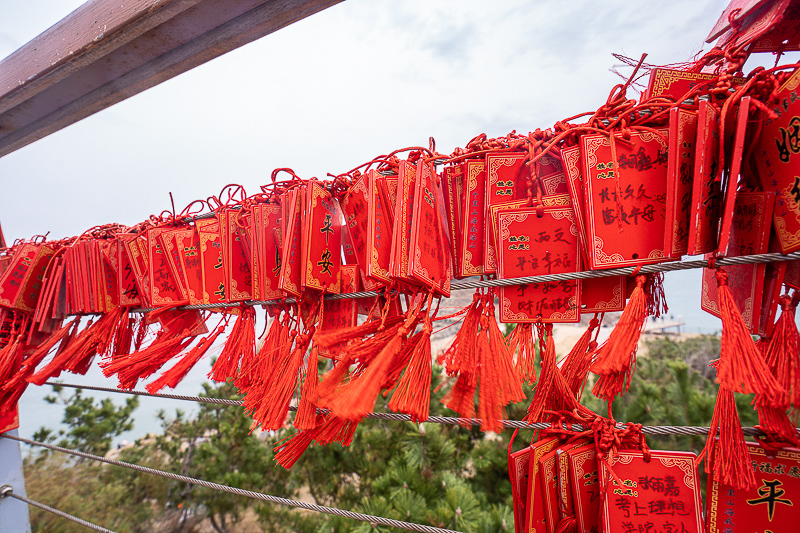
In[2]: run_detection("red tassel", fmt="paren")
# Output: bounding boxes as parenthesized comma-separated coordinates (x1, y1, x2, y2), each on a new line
(388, 321, 433, 423)
(505, 323, 537, 384)
(0, 332, 24, 384)
(294, 345, 320, 430)
(102, 333, 194, 390)
(526, 324, 593, 424)
(273, 414, 358, 469)
(146, 320, 227, 394)
(591, 274, 648, 402)
(764, 292, 800, 417)
(698, 382, 756, 490)
(486, 302, 524, 406)
(561, 315, 601, 399)
(209, 306, 255, 382)
(440, 292, 483, 419)
(591, 275, 647, 375)
(714, 269, 784, 405)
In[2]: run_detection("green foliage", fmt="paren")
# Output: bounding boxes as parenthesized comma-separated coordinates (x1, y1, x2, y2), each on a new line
(33, 385, 138, 457)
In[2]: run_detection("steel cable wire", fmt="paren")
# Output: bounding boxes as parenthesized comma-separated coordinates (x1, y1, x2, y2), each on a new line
(0, 485, 117, 532)
(126, 250, 800, 312)
(39, 382, 793, 437)
(0, 435, 463, 533)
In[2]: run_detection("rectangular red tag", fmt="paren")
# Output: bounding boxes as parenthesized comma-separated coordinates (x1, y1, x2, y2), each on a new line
(581, 276, 626, 313)
(665, 107, 698, 257)
(197, 218, 227, 305)
(510, 446, 532, 533)
(717, 97, 755, 257)
(147, 227, 188, 306)
(582, 129, 670, 269)
(688, 100, 723, 255)
(561, 145, 591, 266)
(706, 442, 800, 533)
(497, 207, 581, 323)
(526, 437, 561, 533)
(114, 237, 142, 307)
(302, 181, 341, 293)
(172, 227, 204, 306)
(601, 450, 703, 533)
(340, 174, 370, 282)
(410, 161, 451, 296)
(459, 160, 486, 277)
(158, 229, 191, 304)
(442, 164, 463, 278)
(367, 169, 394, 285)
(253, 202, 284, 301)
(390, 160, 418, 286)
(221, 209, 253, 301)
(568, 444, 601, 533)
(645, 67, 746, 100)
(121, 234, 151, 307)
(701, 191, 774, 332)
(485, 152, 531, 273)
(279, 187, 304, 297)
(754, 67, 800, 253)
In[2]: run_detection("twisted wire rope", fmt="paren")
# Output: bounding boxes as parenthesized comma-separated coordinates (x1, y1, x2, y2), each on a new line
(40, 382, 788, 437)
(0, 486, 117, 533)
(0, 434, 462, 533)
(130, 251, 800, 312)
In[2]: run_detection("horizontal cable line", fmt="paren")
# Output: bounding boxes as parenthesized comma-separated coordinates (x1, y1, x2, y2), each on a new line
(127, 250, 800, 313)
(40, 382, 788, 436)
(0, 485, 116, 533)
(1, 435, 462, 533)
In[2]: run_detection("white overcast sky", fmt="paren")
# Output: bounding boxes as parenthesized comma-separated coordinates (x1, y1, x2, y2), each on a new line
(0, 0, 743, 241)
(1, 0, 795, 331)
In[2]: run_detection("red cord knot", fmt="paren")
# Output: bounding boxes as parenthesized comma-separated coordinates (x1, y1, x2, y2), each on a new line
(634, 273, 646, 288)
(780, 294, 793, 312)
(589, 317, 600, 329)
(714, 268, 729, 287)
(707, 256, 717, 270)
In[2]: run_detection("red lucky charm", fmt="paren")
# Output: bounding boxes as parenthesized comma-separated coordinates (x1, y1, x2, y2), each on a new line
(497, 207, 581, 323)
(582, 129, 670, 270)
(688, 99, 723, 255)
(302, 180, 341, 293)
(706, 442, 800, 533)
(601, 450, 704, 533)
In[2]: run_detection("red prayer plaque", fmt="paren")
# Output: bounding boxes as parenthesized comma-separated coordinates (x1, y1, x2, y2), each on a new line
(302, 181, 342, 293)
(717, 97, 755, 257)
(377, 175, 398, 228)
(147, 227, 188, 306)
(688, 100, 723, 255)
(158, 229, 190, 304)
(197, 218, 227, 305)
(123, 234, 151, 308)
(410, 161, 451, 296)
(581, 129, 670, 269)
(322, 265, 358, 332)
(0, 243, 55, 313)
(526, 437, 561, 533)
(340, 174, 370, 281)
(459, 160, 486, 277)
(701, 191, 775, 333)
(485, 152, 532, 273)
(390, 161, 418, 286)
(278, 187, 303, 297)
(253, 203, 284, 301)
(497, 207, 580, 323)
(539, 449, 561, 533)
(665, 107, 698, 258)
(706, 0, 771, 41)
(221, 209, 253, 302)
(568, 444, 601, 533)
(561, 145, 591, 266)
(645, 68, 746, 100)
(172, 228, 204, 306)
(367, 169, 393, 285)
(751, 5, 800, 52)
(706, 442, 800, 533)
(601, 450, 703, 533)
(754, 67, 800, 254)
(581, 276, 626, 313)
(554, 440, 592, 527)
(715, 0, 791, 50)
(511, 446, 532, 533)
(114, 238, 142, 307)
(442, 165, 463, 278)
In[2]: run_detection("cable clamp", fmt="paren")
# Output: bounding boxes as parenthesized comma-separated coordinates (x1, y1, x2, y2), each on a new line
(0, 485, 12, 498)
